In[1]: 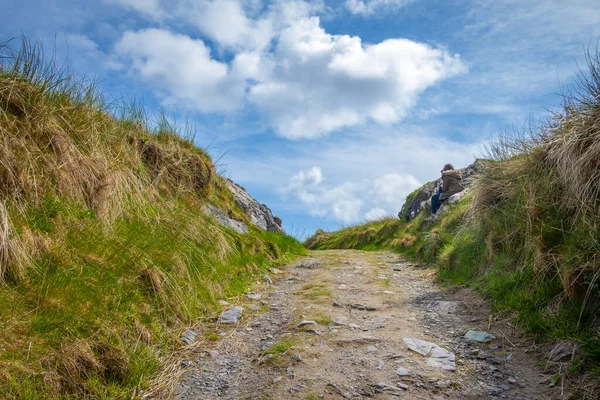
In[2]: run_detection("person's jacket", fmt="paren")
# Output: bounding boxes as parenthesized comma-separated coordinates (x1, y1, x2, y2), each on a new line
(440, 170, 464, 200)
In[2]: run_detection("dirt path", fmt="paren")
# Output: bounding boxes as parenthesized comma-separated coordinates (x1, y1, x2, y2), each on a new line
(175, 250, 570, 399)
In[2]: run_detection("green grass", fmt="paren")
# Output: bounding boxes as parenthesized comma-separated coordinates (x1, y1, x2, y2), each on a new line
(0, 37, 306, 398)
(261, 339, 296, 356)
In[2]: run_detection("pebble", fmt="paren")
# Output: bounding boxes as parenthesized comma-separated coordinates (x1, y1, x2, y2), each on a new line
(181, 329, 197, 345)
(464, 330, 496, 343)
(435, 380, 452, 389)
(396, 367, 410, 376)
(218, 306, 244, 324)
(247, 293, 262, 300)
(332, 316, 349, 326)
(374, 383, 407, 393)
(263, 274, 273, 284)
(366, 345, 377, 353)
(403, 338, 456, 371)
(273, 376, 282, 383)
(482, 383, 504, 395)
(297, 320, 317, 328)
(350, 304, 378, 311)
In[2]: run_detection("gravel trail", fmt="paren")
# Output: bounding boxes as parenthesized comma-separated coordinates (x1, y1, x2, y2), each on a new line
(175, 250, 569, 399)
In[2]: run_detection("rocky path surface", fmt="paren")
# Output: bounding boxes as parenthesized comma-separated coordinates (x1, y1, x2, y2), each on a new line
(175, 250, 570, 399)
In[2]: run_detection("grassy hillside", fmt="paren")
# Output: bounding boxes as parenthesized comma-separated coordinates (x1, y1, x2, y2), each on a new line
(0, 40, 304, 399)
(306, 52, 600, 388)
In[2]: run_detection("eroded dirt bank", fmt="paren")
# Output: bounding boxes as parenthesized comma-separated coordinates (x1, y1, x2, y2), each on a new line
(175, 250, 570, 399)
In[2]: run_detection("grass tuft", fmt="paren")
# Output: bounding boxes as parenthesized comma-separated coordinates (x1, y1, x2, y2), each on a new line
(0, 36, 305, 398)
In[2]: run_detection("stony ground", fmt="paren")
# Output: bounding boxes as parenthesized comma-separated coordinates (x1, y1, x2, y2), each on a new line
(175, 250, 572, 399)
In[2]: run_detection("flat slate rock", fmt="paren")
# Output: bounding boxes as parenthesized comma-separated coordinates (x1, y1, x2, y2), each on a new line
(202, 204, 249, 234)
(374, 383, 407, 393)
(218, 306, 244, 324)
(464, 330, 496, 343)
(547, 341, 578, 362)
(371, 316, 392, 324)
(181, 329, 197, 345)
(403, 338, 456, 371)
(297, 320, 317, 328)
(350, 304, 378, 311)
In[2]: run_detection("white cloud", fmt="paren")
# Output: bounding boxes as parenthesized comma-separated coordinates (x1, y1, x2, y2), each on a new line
(109, 0, 466, 138)
(373, 173, 421, 209)
(175, 0, 276, 52)
(346, 0, 415, 15)
(251, 17, 466, 138)
(281, 167, 362, 223)
(115, 29, 244, 112)
(281, 164, 422, 224)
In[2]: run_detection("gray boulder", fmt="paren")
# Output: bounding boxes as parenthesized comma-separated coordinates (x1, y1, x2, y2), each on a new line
(399, 160, 485, 221)
(225, 180, 285, 233)
(202, 204, 249, 234)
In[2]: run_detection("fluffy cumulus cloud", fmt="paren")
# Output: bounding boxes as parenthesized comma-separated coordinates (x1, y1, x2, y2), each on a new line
(251, 18, 467, 138)
(115, 29, 244, 112)
(109, 0, 466, 138)
(346, 0, 415, 15)
(281, 166, 420, 224)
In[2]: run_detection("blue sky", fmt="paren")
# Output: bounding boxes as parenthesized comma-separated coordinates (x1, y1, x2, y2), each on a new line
(2, 0, 600, 238)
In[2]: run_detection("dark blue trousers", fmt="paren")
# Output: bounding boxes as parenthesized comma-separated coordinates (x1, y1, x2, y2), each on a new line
(431, 187, 443, 214)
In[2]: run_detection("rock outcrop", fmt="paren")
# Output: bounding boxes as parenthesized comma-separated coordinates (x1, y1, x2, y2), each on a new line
(202, 205, 249, 234)
(225, 180, 285, 233)
(399, 160, 485, 221)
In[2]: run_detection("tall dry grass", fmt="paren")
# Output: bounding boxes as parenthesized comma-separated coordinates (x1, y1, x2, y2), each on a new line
(0, 37, 217, 282)
(469, 47, 600, 305)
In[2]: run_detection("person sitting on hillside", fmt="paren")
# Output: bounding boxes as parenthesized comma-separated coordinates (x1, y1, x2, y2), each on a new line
(430, 164, 464, 215)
